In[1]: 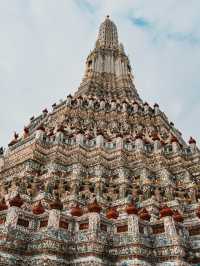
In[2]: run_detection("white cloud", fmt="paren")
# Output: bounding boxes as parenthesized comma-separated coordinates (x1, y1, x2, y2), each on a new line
(0, 0, 200, 146)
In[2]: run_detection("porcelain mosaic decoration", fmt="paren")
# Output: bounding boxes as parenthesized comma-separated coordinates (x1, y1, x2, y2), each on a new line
(0, 16, 200, 266)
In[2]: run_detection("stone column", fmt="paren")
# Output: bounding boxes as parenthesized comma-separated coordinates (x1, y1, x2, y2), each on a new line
(94, 165, 104, 198)
(118, 167, 128, 199)
(128, 215, 139, 237)
(35, 128, 45, 141)
(5, 206, 19, 228)
(76, 133, 84, 146)
(89, 212, 100, 232)
(71, 164, 82, 196)
(116, 137, 123, 150)
(48, 209, 60, 229)
(55, 131, 64, 144)
(96, 135, 104, 148)
(163, 216, 177, 238)
(172, 140, 180, 153)
(135, 137, 144, 151)
(154, 139, 161, 152)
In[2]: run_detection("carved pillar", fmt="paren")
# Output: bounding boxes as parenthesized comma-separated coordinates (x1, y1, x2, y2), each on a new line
(48, 209, 60, 229)
(118, 167, 128, 198)
(128, 215, 139, 236)
(163, 216, 177, 238)
(55, 131, 64, 144)
(76, 133, 84, 146)
(35, 128, 45, 141)
(135, 137, 144, 151)
(5, 206, 19, 228)
(94, 165, 104, 198)
(116, 137, 123, 150)
(89, 212, 100, 232)
(70, 164, 82, 197)
(96, 135, 104, 148)
(172, 140, 180, 153)
(154, 139, 161, 152)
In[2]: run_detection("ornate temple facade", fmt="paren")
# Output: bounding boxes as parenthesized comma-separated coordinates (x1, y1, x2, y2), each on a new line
(0, 16, 200, 266)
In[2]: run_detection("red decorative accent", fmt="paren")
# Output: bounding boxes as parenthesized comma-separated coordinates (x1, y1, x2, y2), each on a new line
(37, 124, 45, 131)
(126, 202, 138, 215)
(79, 223, 89, 230)
(160, 205, 174, 218)
(24, 127, 29, 138)
(9, 194, 23, 208)
(152, 132, 160, 141)
(88, 199, 101, 213)
(144, 139, 150, 145)
(106, 207, 119, 219)
(173, 210, 184, 223)
(117, 224, 128, 233)
(139, 208, 150, 221)
(196, 206, 200, 219)
(0, 218, 5, 224)
(0, 198, 8, 211)
(160, 140, 166, 146)
(59, 220, 68, 229)
(57, 125, 65, 133)
(40, 220, 48, 228)
(48, 130, 54, 137)
(171, 136, 178, 143)
(189, 137, 196, 145)
(70, 204, 83, 217)
(32, 201, 45, 215)
(49, 197, 63, 210)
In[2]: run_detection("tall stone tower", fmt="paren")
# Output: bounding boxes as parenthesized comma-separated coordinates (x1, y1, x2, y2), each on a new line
(0, 16, 200, 266)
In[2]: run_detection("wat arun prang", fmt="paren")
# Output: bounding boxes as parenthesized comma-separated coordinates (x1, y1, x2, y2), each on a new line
(0, 15, 200, 266)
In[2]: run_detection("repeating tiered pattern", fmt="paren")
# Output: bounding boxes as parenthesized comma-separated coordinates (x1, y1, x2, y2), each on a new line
(0, 16, 200, 266)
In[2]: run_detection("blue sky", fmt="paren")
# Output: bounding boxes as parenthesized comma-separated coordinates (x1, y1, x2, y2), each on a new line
(0, 0, 200, 146)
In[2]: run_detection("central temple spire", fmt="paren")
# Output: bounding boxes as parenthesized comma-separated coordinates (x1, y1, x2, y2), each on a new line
(97, 15, 119, 49)
(76, 16, 141, 101)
